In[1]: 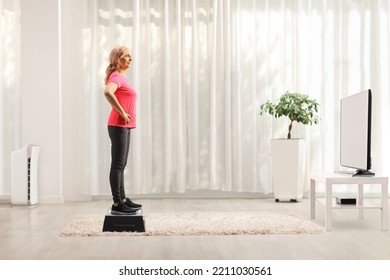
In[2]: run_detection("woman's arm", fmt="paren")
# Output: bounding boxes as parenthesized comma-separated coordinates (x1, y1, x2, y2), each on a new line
(104, 82, 131, 124)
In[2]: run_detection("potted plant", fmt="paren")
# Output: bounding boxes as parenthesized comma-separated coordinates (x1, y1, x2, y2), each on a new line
(259, 91, 319, 202)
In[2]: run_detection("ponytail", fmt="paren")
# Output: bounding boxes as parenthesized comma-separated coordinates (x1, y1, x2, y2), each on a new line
(104, 63, 117, 84)
(104, 46, 127, 84)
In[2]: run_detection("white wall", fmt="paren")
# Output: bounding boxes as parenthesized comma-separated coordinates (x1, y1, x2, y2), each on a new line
(16, 0, 111, 202)
(20, 0, 63, 203)
(20, 0, 93, 202)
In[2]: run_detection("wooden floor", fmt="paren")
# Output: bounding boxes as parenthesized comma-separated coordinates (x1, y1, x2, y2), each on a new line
(1, 198, 390, 260)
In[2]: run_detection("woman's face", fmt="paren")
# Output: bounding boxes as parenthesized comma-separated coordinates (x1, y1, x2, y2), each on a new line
(118, 50, 132, 71)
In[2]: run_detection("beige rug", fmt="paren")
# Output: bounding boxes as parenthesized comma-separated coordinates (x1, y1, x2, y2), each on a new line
(60, 212, 323, 237)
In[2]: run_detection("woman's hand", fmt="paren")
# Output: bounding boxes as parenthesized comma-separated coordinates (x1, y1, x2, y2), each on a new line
(120, 112, 132, 124)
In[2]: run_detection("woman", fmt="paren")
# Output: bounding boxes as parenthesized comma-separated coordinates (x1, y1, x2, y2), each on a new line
(103, 46, 142, 214)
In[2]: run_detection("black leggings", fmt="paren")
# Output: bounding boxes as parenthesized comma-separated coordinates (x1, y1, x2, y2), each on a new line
(108, 126, 131, 203)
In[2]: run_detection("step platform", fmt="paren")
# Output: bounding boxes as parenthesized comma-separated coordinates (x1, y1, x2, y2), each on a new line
(102, 209, 145, 232)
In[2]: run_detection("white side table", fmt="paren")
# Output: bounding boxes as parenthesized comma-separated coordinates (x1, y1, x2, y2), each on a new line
(310, 172, 388, 231)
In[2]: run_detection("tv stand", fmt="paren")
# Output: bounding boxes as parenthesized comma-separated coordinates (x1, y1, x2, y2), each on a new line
(353, 169, 375, 177)
(310, 172, 388, 231)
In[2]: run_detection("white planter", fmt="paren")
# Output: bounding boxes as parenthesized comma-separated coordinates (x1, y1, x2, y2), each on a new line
(271, 139, 306, 201)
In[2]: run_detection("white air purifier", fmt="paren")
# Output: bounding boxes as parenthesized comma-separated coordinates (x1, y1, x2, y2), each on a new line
(11, 145, 40, 206)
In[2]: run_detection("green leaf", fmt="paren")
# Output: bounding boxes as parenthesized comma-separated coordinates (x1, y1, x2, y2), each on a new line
(259, 91, 320, 138)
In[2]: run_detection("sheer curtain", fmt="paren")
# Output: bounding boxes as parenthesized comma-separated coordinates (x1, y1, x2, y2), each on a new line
(76, 0, 272, 195)
(0, 0, 20, 197)
(60, 0, 390, 197)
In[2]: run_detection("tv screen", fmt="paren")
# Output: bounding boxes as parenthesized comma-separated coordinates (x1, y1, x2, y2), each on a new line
(340, 89, 374, 176)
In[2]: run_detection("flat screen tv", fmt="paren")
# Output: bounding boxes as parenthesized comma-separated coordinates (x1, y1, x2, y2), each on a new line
(340, 89, 374, 177)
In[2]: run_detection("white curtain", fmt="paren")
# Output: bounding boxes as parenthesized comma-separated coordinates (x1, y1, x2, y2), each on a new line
(48, 0, 390, 197)
(0, 0, 20, 197)
(1, 0, 390, 199)
(72, 0, 272, 195)
(3, 0, 390, 200)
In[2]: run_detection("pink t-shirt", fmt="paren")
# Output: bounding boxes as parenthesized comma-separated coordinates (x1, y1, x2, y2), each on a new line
(106, 72, 137, 128)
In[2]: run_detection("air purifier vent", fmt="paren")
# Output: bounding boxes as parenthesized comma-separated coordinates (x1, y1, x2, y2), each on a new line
(11, 145, 40, 206)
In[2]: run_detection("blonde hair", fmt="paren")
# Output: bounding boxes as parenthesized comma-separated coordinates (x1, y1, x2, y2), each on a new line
(104, 46, 129, 84)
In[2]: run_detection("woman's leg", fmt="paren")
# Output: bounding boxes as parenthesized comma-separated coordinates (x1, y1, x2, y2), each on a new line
(120, 128, 131, 200)
(108, 126, 130, 204)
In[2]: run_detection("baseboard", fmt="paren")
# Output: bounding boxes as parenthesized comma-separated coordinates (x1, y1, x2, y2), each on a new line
(0, 194, 64, 204)
(38, 195, 64, 204)
(92, 190, 274, 200)
(0, 195, 11, 205)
